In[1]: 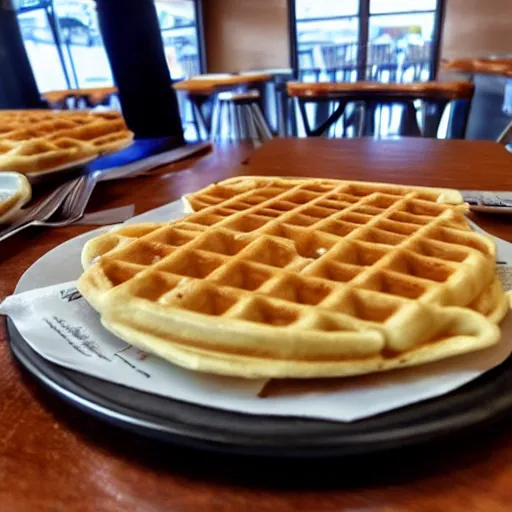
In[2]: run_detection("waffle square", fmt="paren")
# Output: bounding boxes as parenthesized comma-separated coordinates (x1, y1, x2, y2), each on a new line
(0, 110, 133, 175)
(77, 177, 509, 378)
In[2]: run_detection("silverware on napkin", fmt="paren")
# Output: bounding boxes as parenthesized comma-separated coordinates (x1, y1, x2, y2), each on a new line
(0, 179, 80, 243)
(461, 191, 512, 213)
(64, 142, 213, 220)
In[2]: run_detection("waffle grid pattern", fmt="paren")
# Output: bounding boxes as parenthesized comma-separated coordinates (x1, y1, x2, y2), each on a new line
(78, 178, 505, 378)
(0, 110, 133, 175)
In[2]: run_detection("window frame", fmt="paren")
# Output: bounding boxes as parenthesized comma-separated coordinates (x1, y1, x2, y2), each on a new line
(16, 0, 207, 91)
(288, 0, 446, 82)
(156, 0, 206, 81)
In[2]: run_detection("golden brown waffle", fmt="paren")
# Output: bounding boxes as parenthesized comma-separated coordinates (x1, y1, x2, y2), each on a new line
(0, 110, 133, 175)
(77, 177, 509, 379)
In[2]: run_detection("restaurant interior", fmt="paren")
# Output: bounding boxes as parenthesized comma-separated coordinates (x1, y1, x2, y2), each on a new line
(1, 0, 512, 510)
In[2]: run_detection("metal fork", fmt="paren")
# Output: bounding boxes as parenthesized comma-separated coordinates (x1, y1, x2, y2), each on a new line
(61, 171, 100, 220)
(57, 142, 215, 220)
(59, 175, 88, 219)
(0, 179, 79, 243)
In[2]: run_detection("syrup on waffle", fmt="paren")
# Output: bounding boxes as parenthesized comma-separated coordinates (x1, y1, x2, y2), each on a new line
(77, 177, 509, 379)
(0, 110, 133, 174)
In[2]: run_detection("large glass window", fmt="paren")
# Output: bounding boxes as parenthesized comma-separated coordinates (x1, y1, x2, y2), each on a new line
(153, 0, 202, 141)
(155, 0, 202, 80)
(17, 0, 114, 91)
(296, 0, 359, 82)
(294, 0, 440, 83)
(17, 7, 69, 91)
(16, 0, 203, 93)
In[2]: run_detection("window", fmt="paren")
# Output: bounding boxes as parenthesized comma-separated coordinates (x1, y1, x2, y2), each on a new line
(294, 0, 441, 83)
(155, 0, 203, 80)
(154, 0, 203, 140)
(17, 8, 69, 91)
(295, 0, 359, 83)
(17, 0, 114, 91)
(16, 0, 204, 93)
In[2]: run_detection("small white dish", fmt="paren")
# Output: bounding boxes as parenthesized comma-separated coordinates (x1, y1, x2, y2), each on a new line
(0, 172, 32, 224)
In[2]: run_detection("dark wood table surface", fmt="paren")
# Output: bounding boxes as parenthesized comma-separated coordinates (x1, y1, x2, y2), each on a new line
(1, 138, 512, 511)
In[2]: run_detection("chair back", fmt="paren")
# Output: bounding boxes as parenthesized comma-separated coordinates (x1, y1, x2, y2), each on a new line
(298, 48, 315, 69)
(403, 42, 433, 81)
(179, 54, 200, 79)
(366, 43, 398, 81)
(298, 48, 319, 81)
(320, 43, 359, 82)
(367, 43, 396, 67)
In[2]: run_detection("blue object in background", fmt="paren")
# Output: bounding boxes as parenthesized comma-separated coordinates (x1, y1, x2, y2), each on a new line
(88, 135, 183, 172)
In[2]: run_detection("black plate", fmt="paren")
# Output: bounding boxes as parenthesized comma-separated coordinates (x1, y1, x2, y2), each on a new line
(8, 318, 512, 458)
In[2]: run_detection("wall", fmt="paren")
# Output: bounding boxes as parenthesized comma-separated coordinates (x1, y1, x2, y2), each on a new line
(441, 0, 512, 59)
(202, 0, 290, 73)
(202, 0, 512, 73)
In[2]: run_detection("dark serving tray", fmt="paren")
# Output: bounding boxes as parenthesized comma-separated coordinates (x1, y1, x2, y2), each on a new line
(8, 318, 512, 458)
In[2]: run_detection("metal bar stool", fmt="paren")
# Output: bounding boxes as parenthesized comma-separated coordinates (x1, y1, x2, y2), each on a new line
(210, 90, 273, 145)
(287, 81, 475, 139)
(173, 73, 273, 141)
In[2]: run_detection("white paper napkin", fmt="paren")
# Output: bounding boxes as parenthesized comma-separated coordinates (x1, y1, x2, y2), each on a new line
(2, 199, 512, 423)
(78, 204, 135, 225)
(0, 282, 267, 403)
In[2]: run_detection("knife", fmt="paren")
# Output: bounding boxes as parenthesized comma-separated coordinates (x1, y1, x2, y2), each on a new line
(460, 190, 512, 212)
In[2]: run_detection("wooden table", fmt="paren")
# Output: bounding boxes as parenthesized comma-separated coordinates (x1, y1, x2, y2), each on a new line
(441, 58, 512, 78)
(43, 87, 120, 109)
(2, 138, 512, 511)
(287, 81, 474, 138)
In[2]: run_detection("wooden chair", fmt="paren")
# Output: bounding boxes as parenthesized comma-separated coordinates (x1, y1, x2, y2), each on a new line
(44, 87, 119, 110)
(287, 81, 475, 139)
(367, 43, 398, 82)
(321, 43, 358, 82)
(173, 73, 272, 140)
(403, 42, 432, 82)
(298, 48, 320, 82)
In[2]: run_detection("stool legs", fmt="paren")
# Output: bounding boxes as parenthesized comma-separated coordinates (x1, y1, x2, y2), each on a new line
(230, 103, 240, 140)
(191, 102, 208, 141)
(211, 100, 272, 144)
(244, 104, 260, 146)
(227, 101, 235, 140)
(497, 120, 512, 145)
(250, 103, 273, 142)
(236, 104, 247, 139)
(210, 97, 221, 141)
